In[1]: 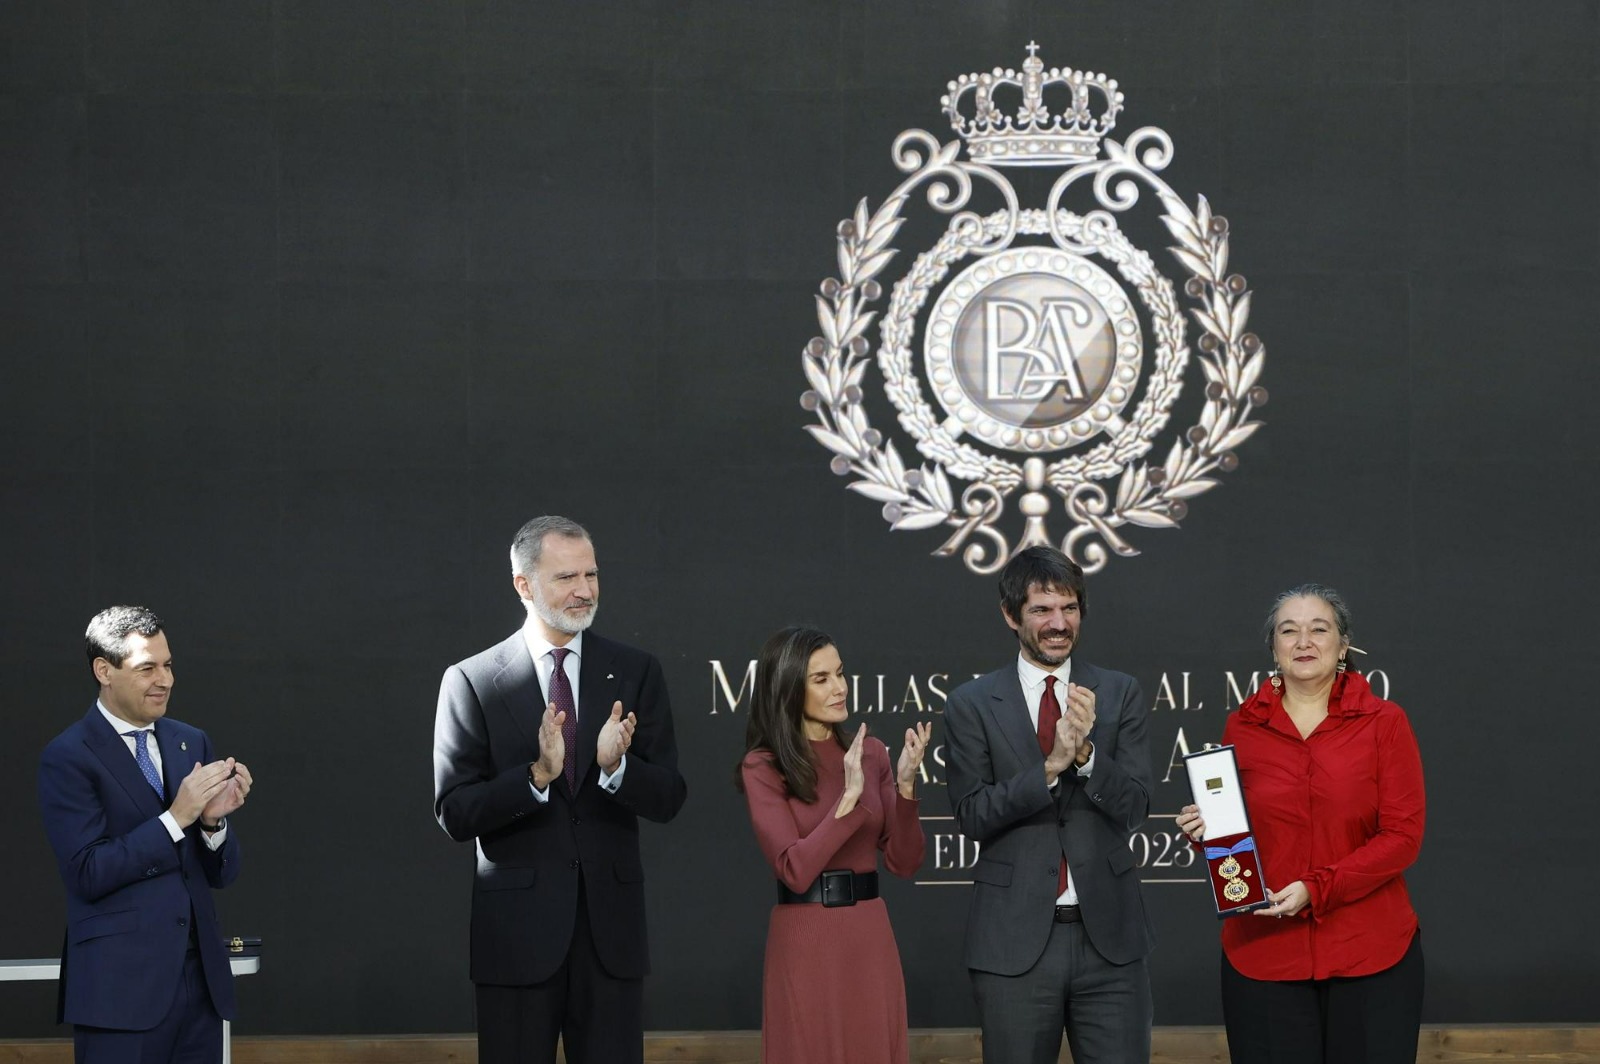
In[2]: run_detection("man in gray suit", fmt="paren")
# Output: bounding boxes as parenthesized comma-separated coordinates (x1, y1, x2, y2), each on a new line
(433, 516, 687, 1064)
(944, 546, 1154, 1064)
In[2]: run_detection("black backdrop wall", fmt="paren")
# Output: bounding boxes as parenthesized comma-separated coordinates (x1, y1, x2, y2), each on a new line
(3, 0, 1598, 1038)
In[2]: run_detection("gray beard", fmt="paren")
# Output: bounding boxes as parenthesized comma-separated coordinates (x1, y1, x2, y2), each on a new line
(532, 595, 597, 635)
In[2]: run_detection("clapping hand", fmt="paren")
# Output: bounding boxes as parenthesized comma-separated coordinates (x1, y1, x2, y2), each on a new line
(895, 721, 933, 798)
(596, 700, 637, 773)
(1045, 713, 1080, 784)
(530, 702, 566, 790)
(1063, 682, 1096, 764)
(170, 759, 237, 828)
(199, 760, 251, 825)
(835, 724, 868, 819)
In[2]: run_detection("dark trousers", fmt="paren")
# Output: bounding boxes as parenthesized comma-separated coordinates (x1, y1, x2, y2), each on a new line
(74, 950, 221, 1064)
(474, 886, 643, 1064)
(1221, 929, 1424, 1064)
(970, 917, 1152, 1064)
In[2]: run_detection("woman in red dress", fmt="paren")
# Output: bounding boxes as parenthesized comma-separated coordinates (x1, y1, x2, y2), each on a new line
(737, 626, 932, 1064)
(1177, 584, 1425, 1064)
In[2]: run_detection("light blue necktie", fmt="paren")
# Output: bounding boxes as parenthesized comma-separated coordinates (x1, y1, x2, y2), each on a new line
(129, 730, 164, 799)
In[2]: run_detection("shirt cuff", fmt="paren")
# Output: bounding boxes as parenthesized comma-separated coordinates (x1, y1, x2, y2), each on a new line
(1076, 743, 1096, 777)
(529, 780, 551, 803)
(200, 820, 228, 850)
(599, 755, 626, 792)
(159, 811, 185, 843)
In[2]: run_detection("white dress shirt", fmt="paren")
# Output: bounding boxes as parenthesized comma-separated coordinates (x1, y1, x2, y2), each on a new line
(96, 701, 227, 850)
(521, 623, 625, 801)
(1015, 656, 1096, 905)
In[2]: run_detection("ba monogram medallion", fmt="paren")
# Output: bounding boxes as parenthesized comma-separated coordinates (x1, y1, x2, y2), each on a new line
(800, 44, 1268, 573)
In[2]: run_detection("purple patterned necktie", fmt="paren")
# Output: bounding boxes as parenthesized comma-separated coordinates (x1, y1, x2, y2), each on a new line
(549, 648, 577, 791)
(129, 730, 164, 799)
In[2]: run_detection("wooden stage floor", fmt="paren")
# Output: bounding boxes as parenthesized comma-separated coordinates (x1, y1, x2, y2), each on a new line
(4, 1027, 1600, 1063)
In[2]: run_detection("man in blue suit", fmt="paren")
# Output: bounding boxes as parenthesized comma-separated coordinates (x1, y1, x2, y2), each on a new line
(38, 605, 252, 1064)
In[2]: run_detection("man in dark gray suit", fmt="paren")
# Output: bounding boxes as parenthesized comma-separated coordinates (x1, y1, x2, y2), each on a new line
(433, 516, 687, 1064)
(944, 546, 1154, 1064)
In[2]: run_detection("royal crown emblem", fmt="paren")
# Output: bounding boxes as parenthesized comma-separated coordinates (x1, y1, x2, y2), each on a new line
(800, 43, 1268, 574)
(944, 42, 1122, 166)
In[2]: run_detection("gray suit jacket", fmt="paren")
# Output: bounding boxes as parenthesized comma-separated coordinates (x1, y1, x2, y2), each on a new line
(944, 658, 1155, 974)
(433, 630, 687, 985)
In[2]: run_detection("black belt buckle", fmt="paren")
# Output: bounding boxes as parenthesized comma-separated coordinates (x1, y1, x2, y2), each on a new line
(820, 869, 856, 908)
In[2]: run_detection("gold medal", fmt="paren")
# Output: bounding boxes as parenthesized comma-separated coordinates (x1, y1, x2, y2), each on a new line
(1223, 878, 1249, 903)
(1218, 856, 1241, 879)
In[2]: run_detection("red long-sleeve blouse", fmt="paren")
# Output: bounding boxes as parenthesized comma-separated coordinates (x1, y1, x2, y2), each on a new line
(1220, 671, 1425, 980)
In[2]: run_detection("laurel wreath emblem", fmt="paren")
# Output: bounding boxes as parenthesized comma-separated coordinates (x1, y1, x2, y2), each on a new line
(800, 127, 1267, 574)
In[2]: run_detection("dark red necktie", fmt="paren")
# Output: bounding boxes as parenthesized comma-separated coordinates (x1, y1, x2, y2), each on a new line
(1038, 675, 1068, 896)
(549, 647, 577, 792)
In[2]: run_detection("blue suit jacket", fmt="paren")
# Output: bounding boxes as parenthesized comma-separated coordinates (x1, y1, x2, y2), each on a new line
(38, 706, 240, 1029)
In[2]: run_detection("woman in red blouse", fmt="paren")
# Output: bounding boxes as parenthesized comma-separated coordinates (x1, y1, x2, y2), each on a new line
(1177, 584, 1425, 1064)
(736, 626, 931, 1064)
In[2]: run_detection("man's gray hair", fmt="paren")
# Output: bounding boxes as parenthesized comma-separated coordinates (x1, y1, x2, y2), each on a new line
(85, 605, 164, 677)
(510, 515, 591, 577)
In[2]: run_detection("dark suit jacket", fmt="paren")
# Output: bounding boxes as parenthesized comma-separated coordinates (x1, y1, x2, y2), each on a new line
(944, 658, 1154, 974)
(37, 707, 240, 1029)
(433, 629, 687, 986)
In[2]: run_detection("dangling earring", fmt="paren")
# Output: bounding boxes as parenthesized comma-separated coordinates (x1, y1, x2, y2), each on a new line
(1269, 665, 1282, 691)
(1336, 656, 1348, 674)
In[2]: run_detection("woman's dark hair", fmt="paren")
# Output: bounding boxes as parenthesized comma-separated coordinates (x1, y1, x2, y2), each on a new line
(998, 546, 1088, 624)
(735, 626, 848, 803)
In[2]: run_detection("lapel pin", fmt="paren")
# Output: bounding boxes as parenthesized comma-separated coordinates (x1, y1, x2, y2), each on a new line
(607, 673, 614, 680)
(180, 741, 187, 751)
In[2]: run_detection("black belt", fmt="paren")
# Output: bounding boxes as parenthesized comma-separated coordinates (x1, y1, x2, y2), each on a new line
(1054, 904, 1082, 923)
(777, 870, 878, 908)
